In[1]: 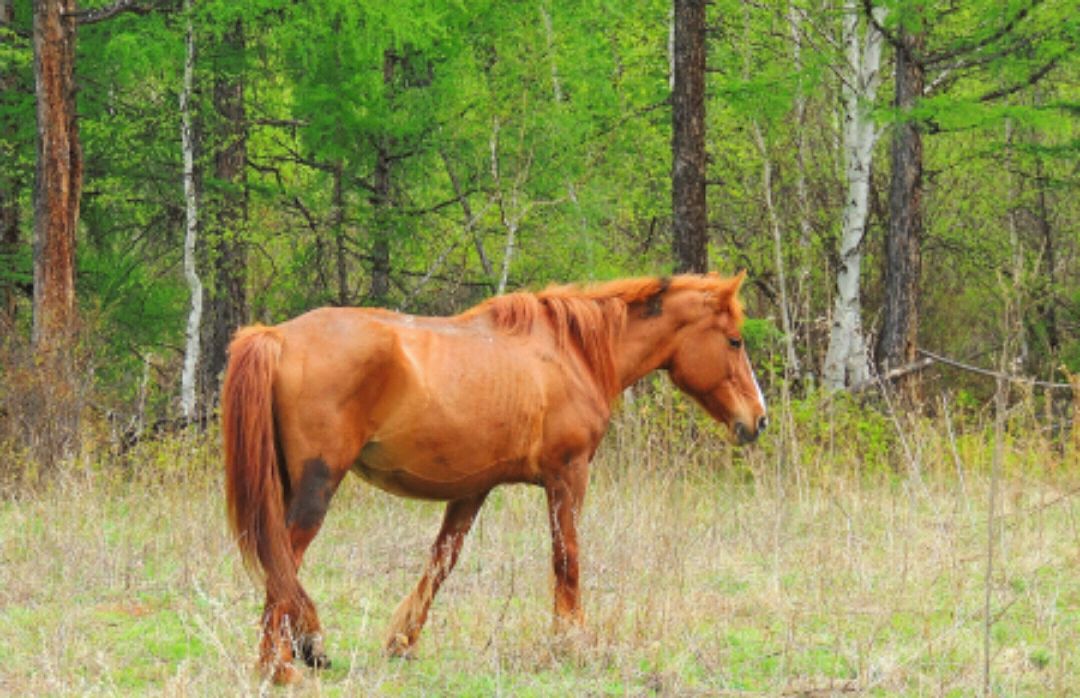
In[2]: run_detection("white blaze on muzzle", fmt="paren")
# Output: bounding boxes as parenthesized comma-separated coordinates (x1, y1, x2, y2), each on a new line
(744, 350, 766, 414)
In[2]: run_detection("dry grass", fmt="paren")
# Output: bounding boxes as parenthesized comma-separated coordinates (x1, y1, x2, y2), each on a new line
(1, 389, 1078, 696)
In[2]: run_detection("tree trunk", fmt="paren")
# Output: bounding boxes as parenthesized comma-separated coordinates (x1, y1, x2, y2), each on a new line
(877, 24, 924, 382)
(540, 2, 563, 103)
(370, 143, 391, 304)
(751, 122, 802, 380)
(441, 150, 493, 277)
(368, 49, 394, 305)
(179, 0, 202, 421)
(787, 3, 812, 249)
(332, 161, 348, 306)
(671, 0, 707, 274)
(823, 2, 885, 389)
(201, 17, 247, 402)
(0, 0, 18, 328)
(1033, 155, 1059, 354)
(32, 0, 80, 350)
(30, 0, 82, 461)
(1, 0, 19, 327)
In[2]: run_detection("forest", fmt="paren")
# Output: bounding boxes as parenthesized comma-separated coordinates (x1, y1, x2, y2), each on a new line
(0, 0, 1076, 444)
(1, 0, 1079, 694)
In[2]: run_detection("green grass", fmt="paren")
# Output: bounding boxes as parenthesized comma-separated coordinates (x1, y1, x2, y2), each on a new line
(1, 391, 1079, 695)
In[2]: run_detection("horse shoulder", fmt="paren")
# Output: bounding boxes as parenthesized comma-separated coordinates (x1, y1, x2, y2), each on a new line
(534, 352, 612, 469)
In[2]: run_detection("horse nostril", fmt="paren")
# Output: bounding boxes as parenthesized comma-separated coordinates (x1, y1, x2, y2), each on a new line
(757, 416, 768, 433)
(734, 421, 758, 445)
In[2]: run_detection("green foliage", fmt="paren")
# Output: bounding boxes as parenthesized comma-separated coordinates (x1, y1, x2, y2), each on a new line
(0, 0, 1076, 428)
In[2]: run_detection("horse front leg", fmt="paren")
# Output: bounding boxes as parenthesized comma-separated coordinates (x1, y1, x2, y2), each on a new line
(544, 459, 589, 629)
(385, 491, 490, 657)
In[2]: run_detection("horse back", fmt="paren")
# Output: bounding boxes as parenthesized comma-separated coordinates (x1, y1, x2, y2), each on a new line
(267, 307, 608, 499)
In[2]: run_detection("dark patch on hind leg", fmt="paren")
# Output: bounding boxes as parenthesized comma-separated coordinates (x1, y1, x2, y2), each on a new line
(287, 458, 334, 529)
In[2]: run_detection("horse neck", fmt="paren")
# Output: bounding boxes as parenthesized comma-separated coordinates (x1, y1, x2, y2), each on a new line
(614, 303, 684, 390)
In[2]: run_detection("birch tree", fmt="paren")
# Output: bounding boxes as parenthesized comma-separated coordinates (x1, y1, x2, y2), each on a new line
(822, 1, 885, 389)
(179, 0, 201, 420)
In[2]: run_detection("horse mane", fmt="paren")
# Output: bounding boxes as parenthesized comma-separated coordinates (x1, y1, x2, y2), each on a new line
(464, 274, 744, 398)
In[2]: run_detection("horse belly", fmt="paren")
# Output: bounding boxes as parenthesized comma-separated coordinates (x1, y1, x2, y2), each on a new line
(355, 391, 544, 500)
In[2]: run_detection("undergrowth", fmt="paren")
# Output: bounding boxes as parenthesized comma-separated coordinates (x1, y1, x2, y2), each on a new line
(0, 381, 1078, 696)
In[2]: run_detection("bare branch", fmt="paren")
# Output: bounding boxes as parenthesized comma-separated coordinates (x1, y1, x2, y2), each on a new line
(924, 0, 1043, 66)
(923, 39, 1034, 95)
(862, 0, 903, 53)
(918, 348, 1071, 390)
(978, 58, 1059, 102)
(68, 0, 156, 25)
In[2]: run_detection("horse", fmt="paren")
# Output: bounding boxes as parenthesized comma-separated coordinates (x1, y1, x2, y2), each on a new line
(222, 272, 768, 684)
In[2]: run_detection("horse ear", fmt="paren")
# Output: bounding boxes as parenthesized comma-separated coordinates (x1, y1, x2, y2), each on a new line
(720, 270, 746, 299)
(710, 271, 745, 314)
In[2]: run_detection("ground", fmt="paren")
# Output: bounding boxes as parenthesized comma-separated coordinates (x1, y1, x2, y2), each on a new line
(1, 394, 1077, 696)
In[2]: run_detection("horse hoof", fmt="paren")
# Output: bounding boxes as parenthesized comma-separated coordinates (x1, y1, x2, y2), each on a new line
(302, 649, 331, 670)
(385, 633, 417, 659)
(297, 635, 332, 669)
(272, 663, 304, 685)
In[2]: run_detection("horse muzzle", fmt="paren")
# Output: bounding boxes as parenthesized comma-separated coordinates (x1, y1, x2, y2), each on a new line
(734, 415, 767, 445)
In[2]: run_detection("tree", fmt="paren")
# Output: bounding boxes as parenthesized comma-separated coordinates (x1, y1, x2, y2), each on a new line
(200, 14, 248, 404)
(179, 0, 201, 420)
(866, 0, 1069, 384)
(31, 0, 80, 352)
(671, 0, 707, 273)
(28, 0, 82, 460)
(822, 1, 886, 389)
(876, 8, 924, 377)
(0, 0, 24, 328)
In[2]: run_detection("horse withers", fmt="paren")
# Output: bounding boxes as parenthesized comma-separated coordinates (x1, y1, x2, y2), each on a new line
(222, 272, 767, 683)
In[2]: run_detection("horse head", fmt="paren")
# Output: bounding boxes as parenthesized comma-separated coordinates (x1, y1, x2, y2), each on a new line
(664, 272, 768, 445)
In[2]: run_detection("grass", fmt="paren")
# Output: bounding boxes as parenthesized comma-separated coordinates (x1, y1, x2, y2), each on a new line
(1, 387, 1079, 696)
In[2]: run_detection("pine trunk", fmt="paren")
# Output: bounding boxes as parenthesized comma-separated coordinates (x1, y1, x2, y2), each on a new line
(877, 26, 925, 383)
(332, 161, 348, 306)
(31, 0, 80, 350)
(31, 0, 82, 461)
(671, 0, 707, 273)
(201, 17, 247, 401)
(0, 0, 19, 327)
(371, 143, 391, 304)
(369, 49, 394, 305)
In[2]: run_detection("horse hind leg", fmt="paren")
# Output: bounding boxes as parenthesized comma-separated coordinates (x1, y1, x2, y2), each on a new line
(286, 457, 346, 668)
(261, 456, 347, 675)
(385, 491, 489, 657)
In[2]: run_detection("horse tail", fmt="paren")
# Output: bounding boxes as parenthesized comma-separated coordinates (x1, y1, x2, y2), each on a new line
(222, 325, 300, 605)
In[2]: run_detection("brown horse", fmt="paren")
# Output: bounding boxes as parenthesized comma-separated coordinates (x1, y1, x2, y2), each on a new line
(222, 272, 767, 683)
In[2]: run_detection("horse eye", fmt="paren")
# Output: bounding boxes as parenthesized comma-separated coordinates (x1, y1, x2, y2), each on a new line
(728, 338, 742, 349)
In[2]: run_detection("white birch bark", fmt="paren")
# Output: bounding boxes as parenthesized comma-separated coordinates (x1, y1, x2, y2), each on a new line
(179, 0, 203, 419)
(490, 116, 520, 296)
(540, 2, 563, 103)
(496, 217, 518, 296)
(821, 1, 885, 389)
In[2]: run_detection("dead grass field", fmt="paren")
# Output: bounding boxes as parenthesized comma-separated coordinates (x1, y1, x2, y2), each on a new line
(1, 391, 1078, 696)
